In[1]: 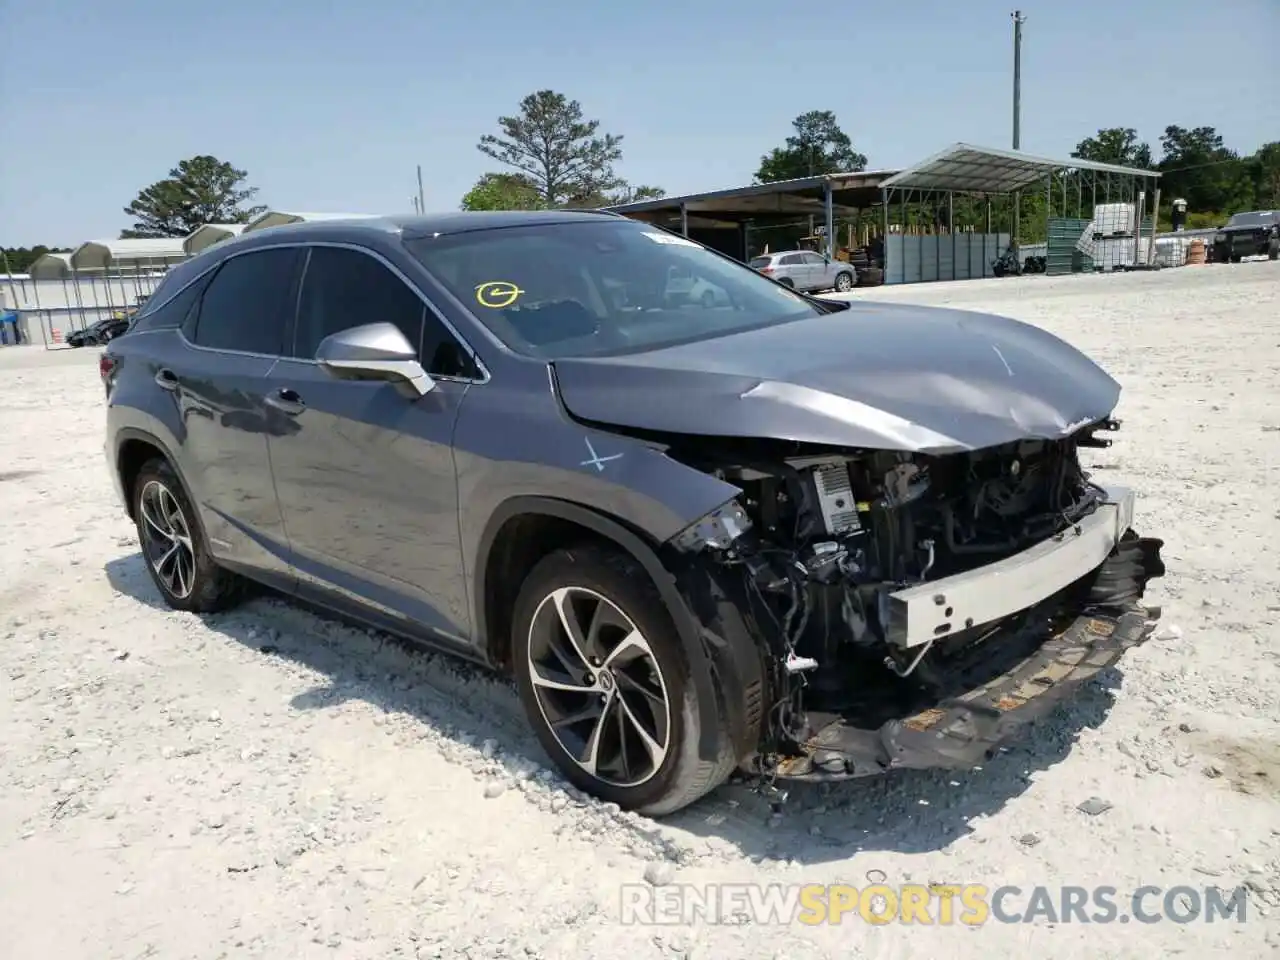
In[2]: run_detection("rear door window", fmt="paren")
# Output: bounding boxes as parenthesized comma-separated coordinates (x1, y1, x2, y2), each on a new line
(190, 248, 303, 355)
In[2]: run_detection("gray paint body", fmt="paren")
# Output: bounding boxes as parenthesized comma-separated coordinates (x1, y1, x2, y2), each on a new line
(105, 212, 1121, 665)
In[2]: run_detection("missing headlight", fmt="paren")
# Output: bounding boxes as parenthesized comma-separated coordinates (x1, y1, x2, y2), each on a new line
(670, 500, 754, 553)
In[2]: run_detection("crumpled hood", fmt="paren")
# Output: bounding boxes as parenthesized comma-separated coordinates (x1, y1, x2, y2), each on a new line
(551, 301, 1121, 453)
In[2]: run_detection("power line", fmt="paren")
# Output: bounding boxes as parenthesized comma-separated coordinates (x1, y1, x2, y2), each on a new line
(1157, 156, 1247, 174)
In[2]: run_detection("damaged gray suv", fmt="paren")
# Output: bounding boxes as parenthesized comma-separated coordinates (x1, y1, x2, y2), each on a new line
(102, 210, 1165, 816)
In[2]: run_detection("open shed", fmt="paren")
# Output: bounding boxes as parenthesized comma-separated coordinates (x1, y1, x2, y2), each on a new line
(244, 210, 380, 233)
(26, 252, 75, 280)
(604, 170, 897, 261)
(877, 143, 1162, 282)
(606, 142, 1161, 283)
(70, 237, 187, 273)
(183, 223, 246, 256)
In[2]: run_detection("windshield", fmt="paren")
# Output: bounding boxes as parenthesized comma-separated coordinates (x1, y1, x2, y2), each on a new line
(1226, 211, 1276, 228)
(404, 219, 822, 358)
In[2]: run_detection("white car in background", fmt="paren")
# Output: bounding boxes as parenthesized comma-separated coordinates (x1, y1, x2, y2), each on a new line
(665, 264, 731, 306)
(749, 250, 856, 292)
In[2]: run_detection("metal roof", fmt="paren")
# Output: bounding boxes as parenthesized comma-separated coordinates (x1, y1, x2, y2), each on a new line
(70, 237, 188, 271)
(183, 223, 246, 255)
(243, 210, 382, 233)
(26, 252, 75, 280)
(602, 169, 899, 225)
(879, 142, 1161, 194)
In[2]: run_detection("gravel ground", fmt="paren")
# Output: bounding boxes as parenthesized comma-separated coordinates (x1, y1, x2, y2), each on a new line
(2, 262, 1278, 959)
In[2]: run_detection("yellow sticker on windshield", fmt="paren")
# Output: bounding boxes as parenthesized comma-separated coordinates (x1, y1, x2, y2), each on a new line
(475, 281, 525, 309)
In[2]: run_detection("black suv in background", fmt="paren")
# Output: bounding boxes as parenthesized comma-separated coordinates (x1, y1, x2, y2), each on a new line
(1211, 210, 1280, 262)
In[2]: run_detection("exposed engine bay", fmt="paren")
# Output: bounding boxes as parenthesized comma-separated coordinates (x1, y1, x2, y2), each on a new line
(663, 416, 1160, 770)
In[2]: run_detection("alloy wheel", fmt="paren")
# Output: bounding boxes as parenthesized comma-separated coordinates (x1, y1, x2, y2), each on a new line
(138, 480, 196, 599)
(526, 586, 672, 788)
(835, 273, 853, 291)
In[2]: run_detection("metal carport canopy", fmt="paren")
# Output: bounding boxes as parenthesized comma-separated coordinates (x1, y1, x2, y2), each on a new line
(878, 143, 1161, 194)
(602, 169, 899, 224)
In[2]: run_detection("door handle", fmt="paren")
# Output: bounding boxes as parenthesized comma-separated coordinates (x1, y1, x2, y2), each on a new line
(265, 387, 306, 416)
(155, 368, 179, 391)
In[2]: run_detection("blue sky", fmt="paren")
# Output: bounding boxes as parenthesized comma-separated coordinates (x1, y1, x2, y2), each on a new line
(1, 0, 1275, 247)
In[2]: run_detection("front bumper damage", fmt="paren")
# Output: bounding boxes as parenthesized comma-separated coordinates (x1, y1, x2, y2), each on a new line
(761, 603, 1158, 781)
(885, 485, 1137, 647)
(725, 485, 1166, 783)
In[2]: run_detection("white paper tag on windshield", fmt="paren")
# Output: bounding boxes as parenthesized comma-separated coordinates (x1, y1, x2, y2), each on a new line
(642, 231, 699, 247)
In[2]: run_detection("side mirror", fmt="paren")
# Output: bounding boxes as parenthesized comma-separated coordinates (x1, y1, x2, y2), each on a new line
(316, 322, 435, 397)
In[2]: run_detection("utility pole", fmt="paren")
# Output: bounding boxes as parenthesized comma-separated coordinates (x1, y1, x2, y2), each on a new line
(1010, 10, 1027, 262)
(1011, 10, 1026, 150)
(416, 165, 426, 214)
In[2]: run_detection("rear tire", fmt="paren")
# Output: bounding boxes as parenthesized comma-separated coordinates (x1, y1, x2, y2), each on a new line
(511, 544, 736, 816)
(777, 277, 795, 289)
(132, 457, 246, 613)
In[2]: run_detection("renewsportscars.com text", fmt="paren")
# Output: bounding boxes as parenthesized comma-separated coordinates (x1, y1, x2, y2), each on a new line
(620, 882, 1250, 926)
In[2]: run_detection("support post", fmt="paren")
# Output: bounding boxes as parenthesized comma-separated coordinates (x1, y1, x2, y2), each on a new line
(881, 188, 891, 282)
(823, 179, 835, 258)
(1149, 184, 1161, 265)
(1134, 184, 1145, 267)
(1045, 172, 1052, 257)
(680, 203, 689, 237)
(1011, 10, 1026, 150)
(949, 192, 956, 280)
(985, 198, 992, 276)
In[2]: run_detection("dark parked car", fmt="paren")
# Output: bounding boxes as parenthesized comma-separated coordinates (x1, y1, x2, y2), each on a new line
(1211, 210, 1280, 262)
(101, 211, 1165, 816)
(68, 314, 130, 347)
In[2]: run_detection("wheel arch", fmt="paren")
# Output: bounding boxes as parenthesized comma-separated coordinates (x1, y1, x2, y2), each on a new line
(113, 427, 183, 519)
(472, 495, 734, 764)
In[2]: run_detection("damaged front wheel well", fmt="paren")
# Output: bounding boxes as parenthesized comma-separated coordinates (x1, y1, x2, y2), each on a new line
(480, 508, 660, 674)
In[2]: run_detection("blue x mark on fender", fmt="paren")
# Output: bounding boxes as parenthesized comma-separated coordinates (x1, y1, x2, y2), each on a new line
(580, 437, 624, 472)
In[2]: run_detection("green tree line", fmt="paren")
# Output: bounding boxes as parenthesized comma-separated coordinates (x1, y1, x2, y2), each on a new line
(2, 245, 74, 275)
(6, 97, 1275, 256)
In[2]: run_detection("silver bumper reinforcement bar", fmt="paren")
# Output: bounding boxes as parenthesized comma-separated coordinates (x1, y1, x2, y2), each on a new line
(886, 485, 1137, 648)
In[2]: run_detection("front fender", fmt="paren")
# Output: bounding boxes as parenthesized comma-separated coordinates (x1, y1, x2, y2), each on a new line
(453, 376, 746, 580)
(472, 495, 761, 765)
(453, 373, 756, 765)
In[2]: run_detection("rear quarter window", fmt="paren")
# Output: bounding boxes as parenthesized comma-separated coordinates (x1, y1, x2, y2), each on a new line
(129, 273, 212, 333)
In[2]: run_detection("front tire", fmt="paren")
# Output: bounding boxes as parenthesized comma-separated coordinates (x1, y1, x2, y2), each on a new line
(833, 271, 854, 292)
(132, 457, 245, 613)
(511, 544, 735, 816)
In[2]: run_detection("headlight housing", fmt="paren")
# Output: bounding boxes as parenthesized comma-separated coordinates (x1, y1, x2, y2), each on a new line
(670, 500, 753, 552)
